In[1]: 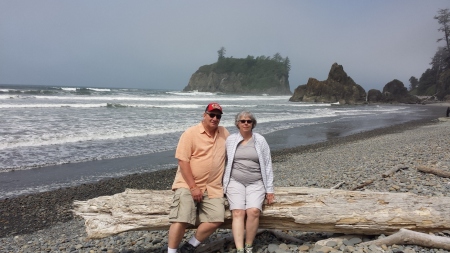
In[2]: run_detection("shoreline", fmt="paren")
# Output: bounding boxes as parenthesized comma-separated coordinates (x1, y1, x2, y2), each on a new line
(0, 114, 447, 238)
(1, 103, 446, 199)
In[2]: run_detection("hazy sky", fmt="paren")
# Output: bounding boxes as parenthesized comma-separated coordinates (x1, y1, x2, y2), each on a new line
(1, 1, 449, 92)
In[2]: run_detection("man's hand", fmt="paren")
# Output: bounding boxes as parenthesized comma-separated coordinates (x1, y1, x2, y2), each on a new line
(178, 159, 202, 202)
(190, 187, 203, 202)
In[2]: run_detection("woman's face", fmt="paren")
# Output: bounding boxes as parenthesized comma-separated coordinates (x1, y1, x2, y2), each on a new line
(238, 116, 253, 134)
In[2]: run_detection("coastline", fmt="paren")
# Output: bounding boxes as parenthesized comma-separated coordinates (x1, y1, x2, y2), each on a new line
(1, 104, 450, 252)
(1, 103, 445, 199)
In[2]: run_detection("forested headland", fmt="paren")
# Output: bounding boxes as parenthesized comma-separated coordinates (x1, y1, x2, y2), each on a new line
(408, 8, 450, 101)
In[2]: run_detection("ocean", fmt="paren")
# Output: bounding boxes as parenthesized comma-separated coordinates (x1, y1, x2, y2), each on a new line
(0, 84, 441, 199)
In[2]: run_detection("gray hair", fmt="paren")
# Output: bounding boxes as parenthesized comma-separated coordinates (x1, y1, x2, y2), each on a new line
(235, 110, 257, 130)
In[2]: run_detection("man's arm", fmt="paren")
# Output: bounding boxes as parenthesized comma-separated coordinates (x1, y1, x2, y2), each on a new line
(178, 160, 203, 202)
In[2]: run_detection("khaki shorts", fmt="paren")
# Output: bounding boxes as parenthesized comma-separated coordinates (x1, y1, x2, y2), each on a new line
(168, 188, 225, 226)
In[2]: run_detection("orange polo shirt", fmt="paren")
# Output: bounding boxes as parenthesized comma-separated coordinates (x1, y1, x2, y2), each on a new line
(172, 122, 229, 198)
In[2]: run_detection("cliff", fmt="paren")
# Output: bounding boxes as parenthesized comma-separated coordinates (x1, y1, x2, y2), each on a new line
(183, 56, 292, 95)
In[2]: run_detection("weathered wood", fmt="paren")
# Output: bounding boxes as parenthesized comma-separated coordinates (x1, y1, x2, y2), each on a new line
(359, 228, 450, 250)
(330, 181, 345, 189)
(417, 165, 450, 178)
(73, 187, 450, 239)
(350, 178, 374, 190)
(382, 165, 407, 178)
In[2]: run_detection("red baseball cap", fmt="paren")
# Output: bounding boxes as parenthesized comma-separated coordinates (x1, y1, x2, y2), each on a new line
(205, 102, 223, 113)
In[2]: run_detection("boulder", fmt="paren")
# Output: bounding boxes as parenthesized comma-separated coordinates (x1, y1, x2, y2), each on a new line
(289, 84, 307, 102)
(289, 63, 366, 104)
(367, 89, 382, 103)
(381, 79, 420, 104)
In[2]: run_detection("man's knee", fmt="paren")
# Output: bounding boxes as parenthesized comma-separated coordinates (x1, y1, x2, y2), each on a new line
(209, 221, 223, 228)
(200, 221, 222, 230)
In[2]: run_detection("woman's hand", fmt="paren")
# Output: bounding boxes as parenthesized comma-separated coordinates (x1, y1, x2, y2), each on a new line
(266, 193, 275, 204)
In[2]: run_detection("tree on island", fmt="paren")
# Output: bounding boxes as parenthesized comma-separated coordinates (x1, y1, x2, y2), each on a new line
(284, 56, 291, 72)
(185, 48, 292, 94)
(217, 46, 226, 61)
(211, 48, 291, 90)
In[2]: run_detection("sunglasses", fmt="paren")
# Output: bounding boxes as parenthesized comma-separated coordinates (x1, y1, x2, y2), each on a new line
(206, 113, 222, 119)
(239, 120, 253, 124)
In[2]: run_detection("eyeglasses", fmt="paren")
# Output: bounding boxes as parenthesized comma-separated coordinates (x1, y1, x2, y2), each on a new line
(239, 120, 253, 124)
(206, 113, 222, 119)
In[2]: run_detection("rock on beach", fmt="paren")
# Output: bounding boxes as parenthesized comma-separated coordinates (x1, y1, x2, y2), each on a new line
(1, 106, 450, 253)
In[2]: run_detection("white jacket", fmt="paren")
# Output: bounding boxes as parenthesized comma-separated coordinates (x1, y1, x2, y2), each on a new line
(223, 132, 274, 194)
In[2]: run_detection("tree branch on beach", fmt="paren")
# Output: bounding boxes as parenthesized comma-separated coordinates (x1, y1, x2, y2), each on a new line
(330, 181, 345, 189)
(382, 165, 408, 178)
(416, 165, 450, 178)
(350, 178, 374, 190)
(359, 228, 450, 250)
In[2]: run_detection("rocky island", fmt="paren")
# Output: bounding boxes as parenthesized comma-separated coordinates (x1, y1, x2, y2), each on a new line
(289, 63, 421, 105)
(183, 48, 292, 95)
(289, 63, 366, 104)
(183, 48, 426, 103)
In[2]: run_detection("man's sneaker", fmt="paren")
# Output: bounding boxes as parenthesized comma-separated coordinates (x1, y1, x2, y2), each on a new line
(179, 242, 197, 253)
(245, 246, 253, 253)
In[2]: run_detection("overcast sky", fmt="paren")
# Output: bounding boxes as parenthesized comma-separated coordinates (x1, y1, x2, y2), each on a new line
(1, 1, 449, 92)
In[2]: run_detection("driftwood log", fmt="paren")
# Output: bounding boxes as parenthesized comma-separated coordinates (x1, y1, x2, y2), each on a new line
(350, 178, 375, 190)
(417, 165, 450, 178)
(73, 187, 450, 239)
(382, 165, 408, 178)
(359, 228, 450, 250)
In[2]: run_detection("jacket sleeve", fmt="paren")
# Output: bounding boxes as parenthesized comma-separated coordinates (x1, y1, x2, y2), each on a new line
(262, 137, 274, 193)
(223, 134, 236, 194)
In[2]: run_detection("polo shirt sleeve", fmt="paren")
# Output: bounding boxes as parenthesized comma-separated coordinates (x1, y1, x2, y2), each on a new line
(175, 129, 193, 162)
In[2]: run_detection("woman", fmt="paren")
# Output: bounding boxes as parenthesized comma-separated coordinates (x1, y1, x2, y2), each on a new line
(223, 111, 275, 253)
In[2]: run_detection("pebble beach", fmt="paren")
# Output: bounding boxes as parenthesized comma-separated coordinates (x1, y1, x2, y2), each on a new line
(1, 105, 450, 253)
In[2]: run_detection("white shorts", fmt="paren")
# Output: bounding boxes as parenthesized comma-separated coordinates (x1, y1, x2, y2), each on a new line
(226, 178, 266, 211)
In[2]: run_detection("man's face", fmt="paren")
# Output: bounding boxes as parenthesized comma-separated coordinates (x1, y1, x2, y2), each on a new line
(203, 109, 222, 128)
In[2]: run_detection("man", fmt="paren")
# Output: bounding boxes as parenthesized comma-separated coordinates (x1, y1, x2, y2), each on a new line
(167, 102, 230, 253)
